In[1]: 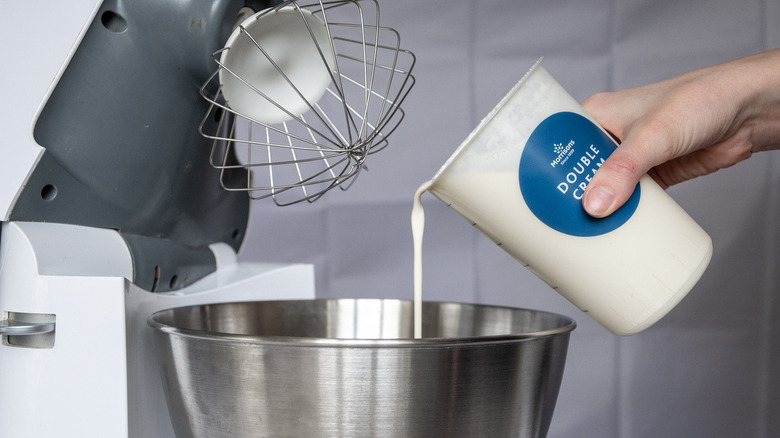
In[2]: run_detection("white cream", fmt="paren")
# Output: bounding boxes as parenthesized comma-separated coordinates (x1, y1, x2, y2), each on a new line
(411, 181, 432, 339)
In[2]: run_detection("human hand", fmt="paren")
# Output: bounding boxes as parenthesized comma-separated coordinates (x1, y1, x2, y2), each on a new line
(581, 49, 780, 218)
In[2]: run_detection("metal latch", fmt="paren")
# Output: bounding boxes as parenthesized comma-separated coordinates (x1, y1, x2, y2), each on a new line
(1, 312, 56, 348)
(0, 319, 55, 335)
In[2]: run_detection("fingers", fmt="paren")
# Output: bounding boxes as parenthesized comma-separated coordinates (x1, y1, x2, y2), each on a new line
(581, 86, 684, 217)
(582, 148, 648, 217)
(581, 92, 630, 140)
(582, 115, 673, 217)
(581, 103, 754, 218)
(580, 93, 652, 217)
(651, 135, 754, 187)
(577, 51, 780, 219)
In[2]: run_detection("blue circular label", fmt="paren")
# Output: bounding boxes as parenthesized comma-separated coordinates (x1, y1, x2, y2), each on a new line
(518, 112, 640, 237)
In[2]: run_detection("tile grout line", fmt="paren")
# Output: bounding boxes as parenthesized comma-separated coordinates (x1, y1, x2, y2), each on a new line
(467, 0, 481, 305)
(758, 2, 773, 437)
(607, 1, 625, 438)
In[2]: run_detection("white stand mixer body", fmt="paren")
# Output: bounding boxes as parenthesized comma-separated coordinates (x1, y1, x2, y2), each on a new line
(0, 2, 315, 437)
(0, 222, 314, 437)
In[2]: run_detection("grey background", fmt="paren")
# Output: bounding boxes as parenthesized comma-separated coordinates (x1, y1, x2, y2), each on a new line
(239, 1, 780, 436)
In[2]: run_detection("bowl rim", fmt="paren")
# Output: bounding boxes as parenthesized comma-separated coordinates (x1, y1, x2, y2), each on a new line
(147, 298, 576, 348)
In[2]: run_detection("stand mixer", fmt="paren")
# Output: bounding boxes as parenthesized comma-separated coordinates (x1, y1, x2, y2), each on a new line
(0, 0, 414, 436)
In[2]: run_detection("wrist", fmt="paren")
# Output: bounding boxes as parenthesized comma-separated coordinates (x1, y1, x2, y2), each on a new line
(730, 49, 780, 153)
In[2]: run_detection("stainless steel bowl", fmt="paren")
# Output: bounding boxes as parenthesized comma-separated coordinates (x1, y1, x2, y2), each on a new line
(148, 299, 575, 438)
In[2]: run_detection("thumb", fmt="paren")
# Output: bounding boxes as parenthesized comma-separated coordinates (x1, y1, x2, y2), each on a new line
(582, 145, 650, 218)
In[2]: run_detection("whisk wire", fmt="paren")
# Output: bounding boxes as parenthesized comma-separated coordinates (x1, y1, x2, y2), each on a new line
(199, 0, 415, 205)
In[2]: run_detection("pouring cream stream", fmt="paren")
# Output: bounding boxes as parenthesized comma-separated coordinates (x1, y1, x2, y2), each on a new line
(411, 180, 433, 338)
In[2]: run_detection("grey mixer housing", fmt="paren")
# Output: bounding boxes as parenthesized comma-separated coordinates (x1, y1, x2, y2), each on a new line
(11, 0, 278, 292)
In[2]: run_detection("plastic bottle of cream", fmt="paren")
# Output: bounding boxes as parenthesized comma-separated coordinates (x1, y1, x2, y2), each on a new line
(426, 61, 712, 335)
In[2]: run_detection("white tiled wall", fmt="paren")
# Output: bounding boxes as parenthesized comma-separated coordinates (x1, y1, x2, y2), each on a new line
(241, 1, 780, 436)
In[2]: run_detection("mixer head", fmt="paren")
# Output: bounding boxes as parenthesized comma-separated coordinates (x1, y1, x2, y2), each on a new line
(3, 0, 414, 292)
(199, 0, 416, 205)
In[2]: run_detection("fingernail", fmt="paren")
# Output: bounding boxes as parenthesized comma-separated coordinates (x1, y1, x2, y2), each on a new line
(584, 186, 615, 217)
